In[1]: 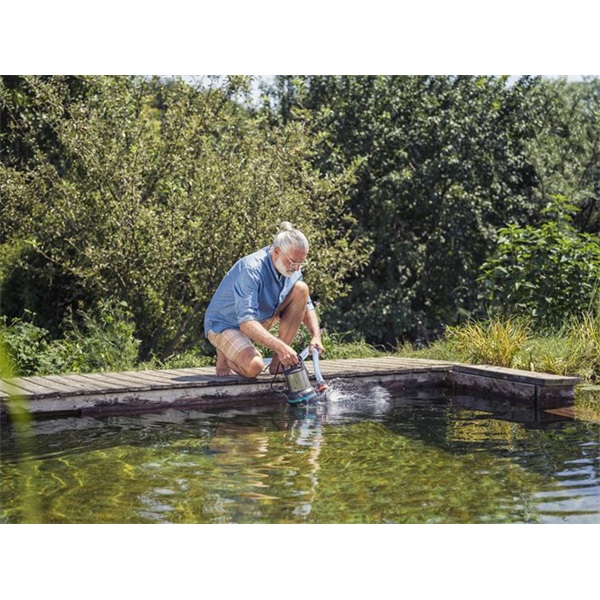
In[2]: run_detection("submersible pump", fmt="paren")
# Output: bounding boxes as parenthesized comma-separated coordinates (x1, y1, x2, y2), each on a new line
(282, 347, 328, 405)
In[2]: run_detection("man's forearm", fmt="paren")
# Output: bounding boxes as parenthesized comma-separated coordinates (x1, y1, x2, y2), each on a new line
(240, 320, 286, 353)
(303, 309, 321, 338)
(240, 319, 300, 368)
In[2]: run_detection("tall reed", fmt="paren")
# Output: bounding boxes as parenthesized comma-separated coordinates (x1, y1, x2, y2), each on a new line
(563, 310, 600, 379)
(444, 316, 532, 368)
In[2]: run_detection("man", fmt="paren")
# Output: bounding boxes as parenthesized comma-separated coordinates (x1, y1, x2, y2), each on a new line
(204, 221, 325, 378)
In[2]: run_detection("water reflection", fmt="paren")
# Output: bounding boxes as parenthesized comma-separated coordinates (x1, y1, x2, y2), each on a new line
(1, 382, 599, 524)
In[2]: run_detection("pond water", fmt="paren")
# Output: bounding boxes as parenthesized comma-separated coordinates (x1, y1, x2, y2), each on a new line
(1, 379, 599, 524)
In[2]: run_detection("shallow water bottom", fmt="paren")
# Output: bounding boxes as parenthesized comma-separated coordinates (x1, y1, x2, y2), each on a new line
(1, 379, 599, 524)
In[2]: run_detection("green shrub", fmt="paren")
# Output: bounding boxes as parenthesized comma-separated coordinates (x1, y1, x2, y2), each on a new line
(0, 313, 53, 376)
(50, 300, 141, 374)
(317, 330, 383, 359)
(479, 195, 600, 330)
(0, 76, 368, 361)
(0, 300, 140, 376)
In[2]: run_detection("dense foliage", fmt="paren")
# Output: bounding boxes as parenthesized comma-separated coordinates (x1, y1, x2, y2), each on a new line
(479, 196, 600, 329)
(0, 76, 369, 363)
(270, 76, 545, 344)
(266, 76, 600, 346)
(0, 301, 140, 376)
(526, 77, 600, 233)
(2, 74, 600, 375)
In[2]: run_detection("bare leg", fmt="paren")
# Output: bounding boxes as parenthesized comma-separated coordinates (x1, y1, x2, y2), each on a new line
(225, 347, 264, 379)
(212, 332, 264, 379)
(215, 348, 234, 376)
(269, 281, 309, 374)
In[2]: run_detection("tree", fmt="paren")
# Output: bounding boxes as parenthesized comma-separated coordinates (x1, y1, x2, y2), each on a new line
(0, 76, 369, 359)
(270, 76, 544, 345)
(526, 77, 600, 234)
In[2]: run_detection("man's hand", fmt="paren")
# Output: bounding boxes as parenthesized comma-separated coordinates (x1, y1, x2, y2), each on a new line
(309, 335, 325, 356)
(276, 340, 301, 369)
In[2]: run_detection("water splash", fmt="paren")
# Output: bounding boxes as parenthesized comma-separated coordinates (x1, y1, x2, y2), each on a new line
(321, 378, 391, 406)
(314, 378, 392, 424)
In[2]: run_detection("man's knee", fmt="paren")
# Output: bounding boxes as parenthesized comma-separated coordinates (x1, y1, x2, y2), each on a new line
(236, 349, 264, 378)
(278, 280, 309, 319)
(242, 356, 264, 378)
(291, 280, 309, 301)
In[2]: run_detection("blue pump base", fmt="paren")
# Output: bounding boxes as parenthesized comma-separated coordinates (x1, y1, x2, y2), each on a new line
(286, 386, 319, 405)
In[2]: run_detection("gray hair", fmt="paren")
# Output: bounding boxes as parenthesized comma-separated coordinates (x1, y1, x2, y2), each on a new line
(272, 221, 309, 254)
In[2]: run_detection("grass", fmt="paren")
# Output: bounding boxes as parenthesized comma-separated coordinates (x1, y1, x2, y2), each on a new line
(397, 311, 600, 379)
(396, 316, 533, 368)
(443, 316, 533, 368)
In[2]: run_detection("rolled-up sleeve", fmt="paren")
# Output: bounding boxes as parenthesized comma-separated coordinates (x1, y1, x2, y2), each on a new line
(306, 293, 315, 312)
(234, 267, 261, 325)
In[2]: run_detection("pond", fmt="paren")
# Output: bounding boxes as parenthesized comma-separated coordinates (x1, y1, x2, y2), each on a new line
(1, 379, 599, 524)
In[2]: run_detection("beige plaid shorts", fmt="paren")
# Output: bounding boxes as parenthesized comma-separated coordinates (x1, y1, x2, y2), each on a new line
(207, 316, 279, 363)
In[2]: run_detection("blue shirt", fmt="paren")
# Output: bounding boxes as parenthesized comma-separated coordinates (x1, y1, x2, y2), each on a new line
(204, 246, 315, 335)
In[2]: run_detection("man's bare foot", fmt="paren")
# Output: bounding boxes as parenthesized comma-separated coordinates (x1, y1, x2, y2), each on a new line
(269, 357, 281, 375)
(216, 365, 234, 376)
(216, 350, 234, 376)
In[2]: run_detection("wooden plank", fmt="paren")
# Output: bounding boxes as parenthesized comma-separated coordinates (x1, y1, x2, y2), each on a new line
(546, 405, 600, 424)
(59, 373, 131, 391)
(4, 377, 64, 396)
(319, 359, 407, 375)
(365, 358, 449, 371)
(113, 371, 181, 386)
(123, 369, 223, 388)
(120, 370, 187, 382)
(447, 370, 537, 402)
(164, 367, 215, 375)
(142, 368, 216, 381)
(158, 368, 217, 378)
(0, 357, 583, 419)
(545, 406, 576, 419)
(0, 358, 447, 400)
(0, 379, 34, 397)
(108, 369, 232, 390)
(157, 369, 240, 386)
(76, 372, 154, 390)
(452, 363, 581, 387)
(31, 374, 110, 393)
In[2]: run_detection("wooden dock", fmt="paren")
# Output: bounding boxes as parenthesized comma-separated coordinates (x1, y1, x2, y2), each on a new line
(0, 357, 581, 419)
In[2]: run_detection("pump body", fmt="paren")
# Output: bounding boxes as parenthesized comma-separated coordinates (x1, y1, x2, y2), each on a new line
(282, 348, 329, 405)
(282, 359, 318, 404)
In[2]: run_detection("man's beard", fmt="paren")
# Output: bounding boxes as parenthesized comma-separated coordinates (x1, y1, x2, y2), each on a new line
(274, 255, 293, 278)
